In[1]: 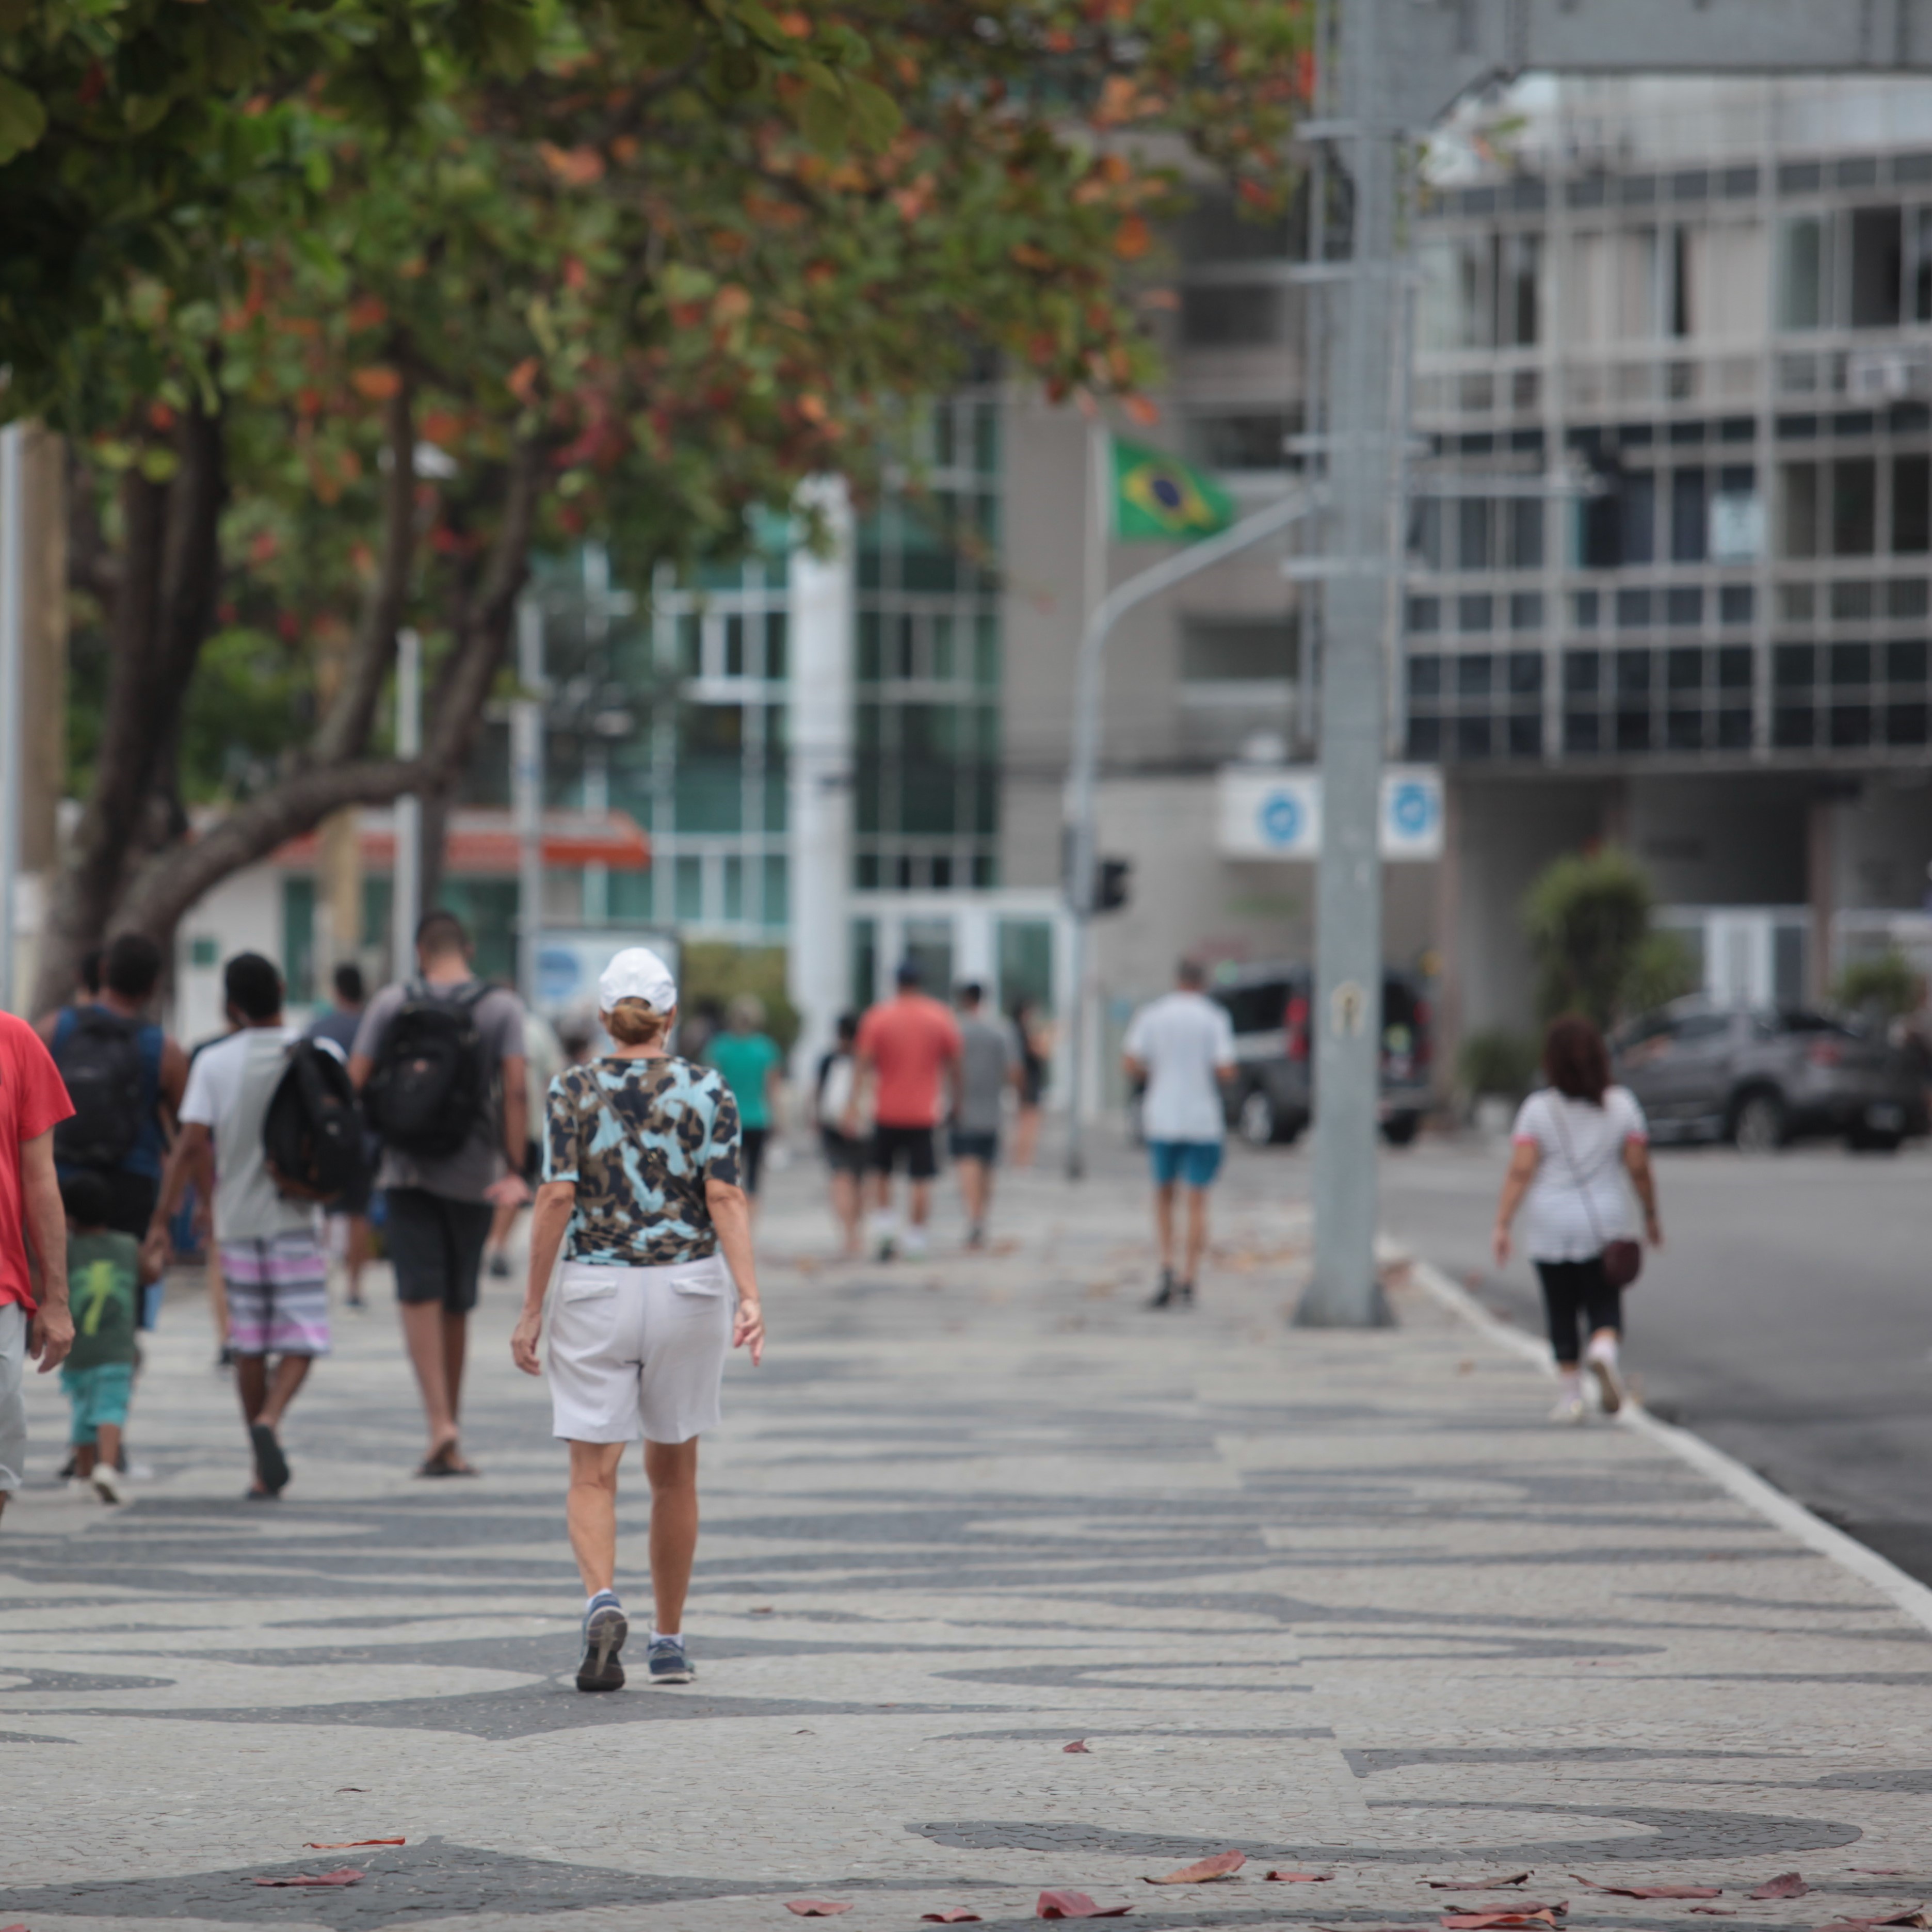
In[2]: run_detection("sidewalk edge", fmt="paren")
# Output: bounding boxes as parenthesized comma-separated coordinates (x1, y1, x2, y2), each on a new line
(1404, 1253, 1932, 1638)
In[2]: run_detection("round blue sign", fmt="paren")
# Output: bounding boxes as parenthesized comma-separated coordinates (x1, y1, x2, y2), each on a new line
(1388, 780, 1437, 839)
(1258, 790, 1304, 847)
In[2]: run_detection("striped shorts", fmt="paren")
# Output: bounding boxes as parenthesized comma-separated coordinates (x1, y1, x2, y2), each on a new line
(222, 1232, 331, 1357)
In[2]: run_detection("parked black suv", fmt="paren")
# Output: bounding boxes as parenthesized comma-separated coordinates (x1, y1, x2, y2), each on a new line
(1612, 1002, 1929, 1151)
(1211, 964, 1433, 1147)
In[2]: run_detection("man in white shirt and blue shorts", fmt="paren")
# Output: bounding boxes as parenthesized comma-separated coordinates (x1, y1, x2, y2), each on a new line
(1122, 959, 1236, 1310)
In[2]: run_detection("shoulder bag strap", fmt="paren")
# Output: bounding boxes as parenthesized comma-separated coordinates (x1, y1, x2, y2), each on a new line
(1543, 1093, 1613, 1253)
(581, 1064, 660, 1169)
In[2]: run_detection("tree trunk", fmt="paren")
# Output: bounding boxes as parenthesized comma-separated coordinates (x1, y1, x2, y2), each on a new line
(32, 403, 226, 1015)
(105, 438, 545, 969)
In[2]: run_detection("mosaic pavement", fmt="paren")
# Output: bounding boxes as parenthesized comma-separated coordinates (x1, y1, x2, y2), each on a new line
(5, 1146, 1932, 1931)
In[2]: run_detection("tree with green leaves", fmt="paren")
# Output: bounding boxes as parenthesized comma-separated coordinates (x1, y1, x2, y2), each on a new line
(1522, 845, 1696, 1030)
(12, 0, 1307, 1010)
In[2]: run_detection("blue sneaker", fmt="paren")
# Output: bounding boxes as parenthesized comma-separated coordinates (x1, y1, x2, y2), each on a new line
(577, 1593, 627, 1693)
(647, 1635, 695, 1684)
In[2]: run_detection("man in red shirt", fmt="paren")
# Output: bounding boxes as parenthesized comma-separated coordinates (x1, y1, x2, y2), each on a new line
(0, 1010, 77, 1521)
(846, 960, 962, 1260)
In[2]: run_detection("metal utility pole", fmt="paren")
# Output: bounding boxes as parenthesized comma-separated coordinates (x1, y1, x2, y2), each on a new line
(513, 598, 545, 1006)
(1062, 485, 1317, 1181)
(1285, 0, 1932, 1326)
(393, 627, 423, 970)
(1297, 0, 1403, 1326)
(0, 425, 21, 1015)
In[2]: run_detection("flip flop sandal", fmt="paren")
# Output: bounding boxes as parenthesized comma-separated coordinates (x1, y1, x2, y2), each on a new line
(250, 1423, 290, 1494)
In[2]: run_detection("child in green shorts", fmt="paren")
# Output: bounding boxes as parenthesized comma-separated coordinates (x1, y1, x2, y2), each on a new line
(60, 1170, 151, 1505)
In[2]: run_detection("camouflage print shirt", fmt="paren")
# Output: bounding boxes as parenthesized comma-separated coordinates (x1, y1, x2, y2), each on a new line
(544, 1057, 744, 1267)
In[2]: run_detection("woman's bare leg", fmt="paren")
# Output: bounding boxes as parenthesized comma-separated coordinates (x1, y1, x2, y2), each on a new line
(644, 1436, 701, 1634)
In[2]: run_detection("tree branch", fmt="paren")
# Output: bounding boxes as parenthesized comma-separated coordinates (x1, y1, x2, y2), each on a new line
(312, 359, 415, 765)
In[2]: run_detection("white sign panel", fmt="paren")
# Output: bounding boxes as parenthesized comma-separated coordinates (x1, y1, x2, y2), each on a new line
(1217, 766, 1443, 862)
(1219, 770, 1321, 858)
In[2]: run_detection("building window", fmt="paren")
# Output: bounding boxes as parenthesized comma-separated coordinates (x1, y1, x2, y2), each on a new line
(1403, 649, 1541, 762)
(1184, 410, 1299, 472)
(1181, 285, 1288, 347)
(1895, 456, 1930, 553)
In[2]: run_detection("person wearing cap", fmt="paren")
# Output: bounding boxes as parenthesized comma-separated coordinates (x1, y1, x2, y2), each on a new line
(846, 959, 963, 1261)
(510, 947, 765, 1694)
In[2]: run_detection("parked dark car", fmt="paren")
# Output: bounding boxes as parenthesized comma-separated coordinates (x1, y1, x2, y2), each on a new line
(1612, 1002, 1929, 1152)
(1210, 964, 1433, 1147)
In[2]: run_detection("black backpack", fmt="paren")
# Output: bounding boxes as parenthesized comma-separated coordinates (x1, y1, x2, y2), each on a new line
(264, 1041, 370, 1205)
(53, 1006, 147, 1171)
(362, 980, 492, 1159)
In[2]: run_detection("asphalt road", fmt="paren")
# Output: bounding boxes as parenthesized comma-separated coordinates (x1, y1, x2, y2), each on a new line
(1312, 1132, 1932, 1585)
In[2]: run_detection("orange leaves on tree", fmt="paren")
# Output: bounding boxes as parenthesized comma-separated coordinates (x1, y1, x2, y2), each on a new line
(611, 134, 640, 165)
(247, 530, 280, 566)
(350, 366, 401, 401)
(1113, 215, 1152, 260)
(796, 394, 827, 424)
(420, 409, 465, 446)
(775, 8, 811, 33)
(1093, 75, 1146, 126)
(539, 142, 606, 186)
(1011, 243, 1056, 271)
(148, 400, 177, 430)
(1121, 394, 1160, 428)
(507, 357, 541, 404)
(712, 285, 753, 325)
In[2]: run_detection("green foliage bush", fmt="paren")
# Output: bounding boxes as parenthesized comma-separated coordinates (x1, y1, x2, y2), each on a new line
(1836, 948, 1924, 1020)
(679, 941, 800, 1054)
(1459, 1027, 1538, 1100)
(1522, 846, 1657, 1028)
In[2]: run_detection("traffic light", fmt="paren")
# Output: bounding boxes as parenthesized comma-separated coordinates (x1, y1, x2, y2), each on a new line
(1095, 857, 1131, 913)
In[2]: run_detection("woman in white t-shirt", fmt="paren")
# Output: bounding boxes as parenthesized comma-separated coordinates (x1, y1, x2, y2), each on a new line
(1492, 1015, 1663, 1423)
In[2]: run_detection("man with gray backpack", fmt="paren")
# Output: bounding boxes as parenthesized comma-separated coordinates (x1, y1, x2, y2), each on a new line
(350, 910, 529, 1477)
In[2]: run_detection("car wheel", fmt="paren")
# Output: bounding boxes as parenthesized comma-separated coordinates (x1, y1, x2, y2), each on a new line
(1237, 1087, 1279, 1147)
(1732, 1090, 1786, 1154)
(1381, 1113, 1420, 1147)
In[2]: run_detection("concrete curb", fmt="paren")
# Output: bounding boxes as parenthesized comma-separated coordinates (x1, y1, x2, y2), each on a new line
(1403, 1251, 1932, 1639)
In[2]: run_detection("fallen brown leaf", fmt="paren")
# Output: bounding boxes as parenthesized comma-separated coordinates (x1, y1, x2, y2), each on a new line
(1691, 1912, 1736, 1918)
(1144, 1852, 1244, 1885)
(253, 1870, 364, 1889)
(1751, 1876, 1810, 1902)
(1037, 1891, 1133, 1919)
(1818, 1911, 1931, 1931)
(1269, 1872, 1337, 1883)
(1062, 1739, 1091, 1753)
(921, 1914, 984, 1924)
(1440, 1908, 1564, 1929)
(1430, 1878, 1533, 1892)
(750, 1606, 775, 1616)
(784, 1905, 853, 1919)
(303, 1840, 404, 1849)
(332, 1787, 368, 1794)
(1571, 1878, 1722, 1900)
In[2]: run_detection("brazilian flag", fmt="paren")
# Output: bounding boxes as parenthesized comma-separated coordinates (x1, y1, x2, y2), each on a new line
(1112, 437, 1238, 543)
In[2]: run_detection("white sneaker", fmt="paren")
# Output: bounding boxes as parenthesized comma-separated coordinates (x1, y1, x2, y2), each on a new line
(901, 1227, 929, 1259)
(89, 1464, 125, 1504)
(1548, 1396, 1588, 1425)
(1587, 1352, 1625, 1415)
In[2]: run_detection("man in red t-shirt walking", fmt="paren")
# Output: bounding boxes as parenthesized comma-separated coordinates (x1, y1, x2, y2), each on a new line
(846, 961, 962, 1260)
(0, 1010, 76, 1520)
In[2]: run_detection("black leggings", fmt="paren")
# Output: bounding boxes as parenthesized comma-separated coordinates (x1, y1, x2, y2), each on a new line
(1535, 1257, 1621, 1366)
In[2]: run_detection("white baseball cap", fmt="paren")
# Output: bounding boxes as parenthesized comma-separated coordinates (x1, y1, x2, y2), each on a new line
(598, 946, 678, 1014)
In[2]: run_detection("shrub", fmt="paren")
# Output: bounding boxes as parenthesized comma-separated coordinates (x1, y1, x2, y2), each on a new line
(1521, 845, 1655, 1028)
(1835, 948, 1924, 1021)
(678, 942, 802, 1053)
(1459, 1027, 1539, 1100)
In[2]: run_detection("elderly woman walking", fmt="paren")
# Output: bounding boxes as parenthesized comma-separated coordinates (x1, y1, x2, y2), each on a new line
(1492, 1013, 1661, 1424)
(511, 947, 765, 1693)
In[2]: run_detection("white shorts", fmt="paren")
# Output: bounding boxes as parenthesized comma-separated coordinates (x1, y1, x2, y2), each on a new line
(546, 1255, 735, 1445)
